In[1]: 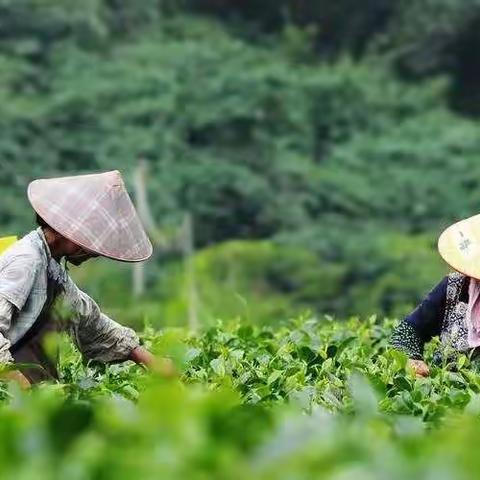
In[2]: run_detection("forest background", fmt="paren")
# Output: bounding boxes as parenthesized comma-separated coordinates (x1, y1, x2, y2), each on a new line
(1, 0, 479, 329)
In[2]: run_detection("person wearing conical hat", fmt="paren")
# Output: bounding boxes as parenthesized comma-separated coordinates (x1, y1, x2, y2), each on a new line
(391, 214, 480, 377)
(0, 170, 174, 388)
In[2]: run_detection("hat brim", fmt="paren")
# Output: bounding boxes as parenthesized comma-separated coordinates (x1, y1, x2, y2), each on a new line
(438, 214, 480, 280)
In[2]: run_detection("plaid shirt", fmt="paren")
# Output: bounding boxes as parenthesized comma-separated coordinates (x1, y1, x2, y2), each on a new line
(0, 228, 139, 363)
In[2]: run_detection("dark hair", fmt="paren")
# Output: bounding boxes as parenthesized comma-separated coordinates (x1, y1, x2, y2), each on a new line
(35, 213, 50, 228)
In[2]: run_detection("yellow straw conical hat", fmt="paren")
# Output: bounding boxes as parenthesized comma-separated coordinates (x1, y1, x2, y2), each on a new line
(438, 214, 480, 279)
(27, 170, 153, 262)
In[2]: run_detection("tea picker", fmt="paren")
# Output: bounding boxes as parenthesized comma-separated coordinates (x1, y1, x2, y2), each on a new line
(0, 170, 175, 388)
(391, 214, 480, 377)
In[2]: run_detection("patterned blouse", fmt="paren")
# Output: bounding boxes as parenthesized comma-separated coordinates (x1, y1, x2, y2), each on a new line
(0, 228, 140, 364)
(390, 272, 471, 360)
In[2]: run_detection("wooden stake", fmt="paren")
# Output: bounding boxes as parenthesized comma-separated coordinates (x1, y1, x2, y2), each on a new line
(183, 212, 199, 331)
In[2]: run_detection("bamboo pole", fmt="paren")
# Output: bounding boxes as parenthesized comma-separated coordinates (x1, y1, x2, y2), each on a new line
(183, 212, 199, 331)
(132, 159, 200, 329)
(133, 160, 148, 298)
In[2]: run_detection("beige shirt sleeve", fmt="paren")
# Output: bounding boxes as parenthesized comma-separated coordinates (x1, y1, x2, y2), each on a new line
(60, 274, 140, 363)
(0, 296, 15, 363)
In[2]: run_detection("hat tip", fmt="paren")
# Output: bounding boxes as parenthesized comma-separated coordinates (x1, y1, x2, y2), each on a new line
(106, 170, 124, 187)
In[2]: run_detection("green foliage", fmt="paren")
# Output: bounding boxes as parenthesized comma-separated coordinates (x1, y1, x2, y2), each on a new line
(314, 111, 480, 229)
(3, 3, 480, 473)
(186, 0, 480, 114)
(151, 235, 446, 326)
(3, 316, 480, 478)
(71, 233, 444, 330)
(153, 240, 335, 327)
(183, 316, 478, 423)
(185, 0, 398, 56)
(1, 2, 480, 320)
(0, 9, 468, 240)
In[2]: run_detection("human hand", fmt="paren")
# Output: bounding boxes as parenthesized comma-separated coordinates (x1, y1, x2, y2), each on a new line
(3, 370, 31, 390)
(150, 357, 177, 379)
(129, 346, 178, 379)
(407, 359, 430, 378)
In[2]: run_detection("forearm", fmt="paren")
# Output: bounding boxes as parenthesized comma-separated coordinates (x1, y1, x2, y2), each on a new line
(65, 282, 141, 362)
(0, 301, 28, 387)
(391, 322, 432, 377)
(391, 321, 425, 359)
(71, 313, 140, 363)
(62, 276, 177, 376)
(390, 277, 448, 359)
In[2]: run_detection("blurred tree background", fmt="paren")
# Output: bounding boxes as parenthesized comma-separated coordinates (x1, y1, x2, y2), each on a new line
(1, 0, 479, 327)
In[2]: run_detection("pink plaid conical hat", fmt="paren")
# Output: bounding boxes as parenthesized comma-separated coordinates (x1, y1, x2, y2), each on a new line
(27, 170, 153, 262)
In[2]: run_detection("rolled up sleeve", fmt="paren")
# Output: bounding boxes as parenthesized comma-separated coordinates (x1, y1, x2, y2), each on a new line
(0, 297, 15, 364)
(0, 254, 38, 311)
(61, 274, 140, 363)
(390, 276, 447, 359)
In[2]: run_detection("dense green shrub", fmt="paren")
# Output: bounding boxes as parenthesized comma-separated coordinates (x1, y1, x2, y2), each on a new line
(71, 235, 444, 329)
(0, 13, 459, 241)
(1, 3, 479, 321)
(1, 315, 480, 478)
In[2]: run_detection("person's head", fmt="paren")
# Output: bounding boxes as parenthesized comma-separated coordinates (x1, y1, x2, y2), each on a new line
(36, 214, 99, 266)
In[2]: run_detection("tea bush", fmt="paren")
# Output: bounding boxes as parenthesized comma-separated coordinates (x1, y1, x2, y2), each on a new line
(1, 315, 479, 478)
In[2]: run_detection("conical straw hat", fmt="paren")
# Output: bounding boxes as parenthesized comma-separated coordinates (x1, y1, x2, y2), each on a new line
(27, 170, 153, 262)
(438, 214, 480, 279)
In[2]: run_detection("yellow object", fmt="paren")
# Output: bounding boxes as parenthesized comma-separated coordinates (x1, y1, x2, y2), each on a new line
(438, 214, 480, 279)
(0, 236, 17, 255)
